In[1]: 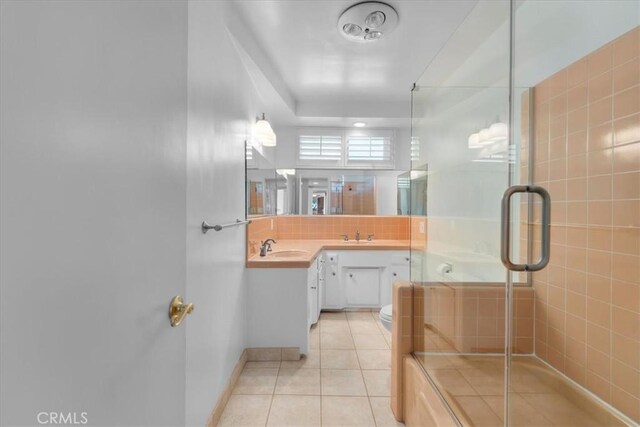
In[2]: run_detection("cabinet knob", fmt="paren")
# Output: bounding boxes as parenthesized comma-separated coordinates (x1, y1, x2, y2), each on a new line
(332, 272, 336, 276)
(311, 286, 317, 289)
(393, 272, 397, 277)
(405, 257, 410, 261)
(349, 274, 353, 278)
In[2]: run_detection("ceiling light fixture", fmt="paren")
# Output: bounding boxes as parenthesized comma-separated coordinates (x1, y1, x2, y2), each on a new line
(255, 113, 277, 147)
(337, 2, 399, 43)
(353, 121, 367, 127)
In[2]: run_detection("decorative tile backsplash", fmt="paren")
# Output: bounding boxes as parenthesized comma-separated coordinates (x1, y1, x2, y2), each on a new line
(246, 215, 410, 257)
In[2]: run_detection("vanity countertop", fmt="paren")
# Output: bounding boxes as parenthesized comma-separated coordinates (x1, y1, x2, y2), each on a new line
(246, 239, 410, 268)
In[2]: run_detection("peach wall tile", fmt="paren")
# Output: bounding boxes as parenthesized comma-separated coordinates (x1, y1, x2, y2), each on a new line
(613, 58, 639, 92)
(589, 70, 613, 102)
(613, 200, 640, 227)
(612, 280, 640, 312)
(611, 332, 639, 369)
(566, 226, 588, 247)
(613, 27, 639, 66)
(568, 57, 588, 86)
(612, 254, 640, 284)
(588, 148, 613, 176)
(589, 96, 613, 126)
(612, 228, 640, 255)
(566, 153, 587, 178)
(588, 175, 612, 200)
(529, 27, 640, 423)
(614, 142, 640, 173)
(568, 83, 588, 111)
(613, 172, 640, 199)
(567, 130, 588, 155)
(587, 227, 612, 251)
(586, 273, 611, 303)
(566, 178, 587, 201)
(586, 298, 611, 328)
(587, 323, 611, 355)
(614, 85, 640, 119)
(588, 44, 613, 78)
(587, 347, 611, 380)
(587, 201, 612, 226)
(612, 306, 639, 341)
(613, 113, 640, 145)
(588, 122, 614, 152)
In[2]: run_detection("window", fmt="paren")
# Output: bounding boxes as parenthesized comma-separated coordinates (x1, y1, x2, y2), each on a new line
(298, 134, 343, 165)
(297, 128, 396, 169)
(346, 135, 393, 164)
(246, 142, 257, 168)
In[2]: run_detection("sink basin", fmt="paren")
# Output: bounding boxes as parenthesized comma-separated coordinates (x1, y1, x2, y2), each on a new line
(269, 250, 309, 258)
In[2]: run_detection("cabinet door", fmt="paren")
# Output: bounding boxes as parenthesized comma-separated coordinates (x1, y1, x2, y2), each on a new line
(323, 265, 344, 309)
(390, 266, 410, 281)
(308, 262, 319, 327)
(345, 268, 380, 307)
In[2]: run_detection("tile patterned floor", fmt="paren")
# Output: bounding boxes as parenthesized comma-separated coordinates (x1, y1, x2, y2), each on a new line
(218, 310, 404, 427)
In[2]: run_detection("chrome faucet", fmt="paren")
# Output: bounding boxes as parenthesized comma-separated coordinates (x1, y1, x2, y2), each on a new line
(260, 238, 277, 257)
(341, 233, 349, 241)
(355, 230, 360, 243)
(367, 233, 374, 241)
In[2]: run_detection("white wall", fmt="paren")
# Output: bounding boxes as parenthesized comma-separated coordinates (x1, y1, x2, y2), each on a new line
(1, 1, 189, 425)
(1, 2, 260, 426)
(186, 2, 264, 425)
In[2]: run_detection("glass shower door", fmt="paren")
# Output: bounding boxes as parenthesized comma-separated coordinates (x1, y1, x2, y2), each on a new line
(410, 1, 639, 426)
(409, 0, 515, 420)
(508, 1, 640, 425)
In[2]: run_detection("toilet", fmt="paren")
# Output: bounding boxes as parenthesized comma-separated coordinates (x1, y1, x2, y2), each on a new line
(379, 304, 392, 332)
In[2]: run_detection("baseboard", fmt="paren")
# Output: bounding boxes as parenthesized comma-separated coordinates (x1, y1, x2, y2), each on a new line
(206, 350, 247, 427)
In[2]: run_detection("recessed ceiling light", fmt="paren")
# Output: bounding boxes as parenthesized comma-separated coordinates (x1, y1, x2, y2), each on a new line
(337, 2, 398, 43)
(353, 121, 367, 127)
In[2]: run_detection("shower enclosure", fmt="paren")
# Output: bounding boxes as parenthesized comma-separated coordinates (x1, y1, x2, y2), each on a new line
(410, 1, 639, 425)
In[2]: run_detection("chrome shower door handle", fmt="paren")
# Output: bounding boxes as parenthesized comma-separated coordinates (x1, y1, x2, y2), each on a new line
(501, 185, 551, 272)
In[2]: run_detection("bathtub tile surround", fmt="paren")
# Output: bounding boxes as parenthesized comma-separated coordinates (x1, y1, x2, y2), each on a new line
(217, 310, 400, 426)
(529, 26, 640, 421)
(415, 285, 534, 355)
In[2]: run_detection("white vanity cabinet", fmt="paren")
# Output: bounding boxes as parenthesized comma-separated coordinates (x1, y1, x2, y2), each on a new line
(247, 256, 321, 354)
(321, 250, 410, 309)
(247, 249, 408, 354)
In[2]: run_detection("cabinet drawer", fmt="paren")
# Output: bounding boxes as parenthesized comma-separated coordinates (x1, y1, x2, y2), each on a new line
(325, 252, 339, 265)
(391, 253, 410, 266)
(390, 266, 410, 281)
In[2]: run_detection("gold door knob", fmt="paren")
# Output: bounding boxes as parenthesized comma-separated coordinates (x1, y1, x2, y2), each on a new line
(169, 295, 194, 327)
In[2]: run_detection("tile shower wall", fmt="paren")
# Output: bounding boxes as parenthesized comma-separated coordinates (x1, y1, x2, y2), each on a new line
(530, 27, 639, 421)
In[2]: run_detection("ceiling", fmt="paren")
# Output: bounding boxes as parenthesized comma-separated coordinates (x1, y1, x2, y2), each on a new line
(228, 0, 478, 128)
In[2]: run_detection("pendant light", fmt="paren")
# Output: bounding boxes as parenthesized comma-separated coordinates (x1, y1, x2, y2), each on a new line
(255, 113, 277, 147)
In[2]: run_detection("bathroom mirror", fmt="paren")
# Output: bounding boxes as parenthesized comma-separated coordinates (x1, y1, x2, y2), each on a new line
(397, 168, 427, 216)
(276, 169, 410, 216)
(245, 142, 277, 217)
